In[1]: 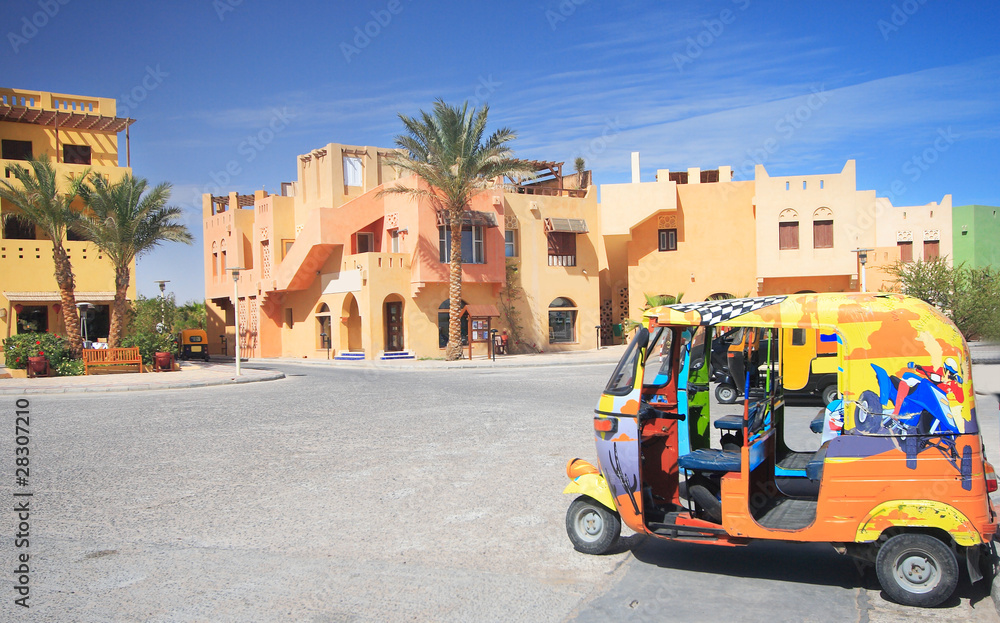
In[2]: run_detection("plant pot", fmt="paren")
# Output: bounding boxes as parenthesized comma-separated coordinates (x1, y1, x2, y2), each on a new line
(27, 356, 50, 378)
(154, 351, 174, 372)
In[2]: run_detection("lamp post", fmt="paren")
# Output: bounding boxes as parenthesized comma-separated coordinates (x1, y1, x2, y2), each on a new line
(228, 267, 245, 375)
(153, 280, 170, 332)
(851, 249, 874, 293)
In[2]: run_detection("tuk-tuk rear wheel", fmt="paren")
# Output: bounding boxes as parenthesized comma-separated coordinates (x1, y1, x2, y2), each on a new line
(566, 496, 621, 555)
(875, 533, 958, 607)
(715, 384, 738, 404)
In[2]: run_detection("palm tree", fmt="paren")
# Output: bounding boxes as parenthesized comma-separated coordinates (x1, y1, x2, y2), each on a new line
(381, 100, 534, 360)
(0, 156, 87, 356)
(76, 174, 193, 347)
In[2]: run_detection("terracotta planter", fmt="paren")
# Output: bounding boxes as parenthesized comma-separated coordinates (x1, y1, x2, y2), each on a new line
(153, 351, 174, 372)
(27, 356, 50, 378)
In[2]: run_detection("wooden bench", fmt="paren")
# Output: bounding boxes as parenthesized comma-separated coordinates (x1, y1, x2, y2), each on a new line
(83, 347, 144, 375)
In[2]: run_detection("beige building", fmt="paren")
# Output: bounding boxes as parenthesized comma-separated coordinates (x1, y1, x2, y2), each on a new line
(203, 145, 600, 360)
(0, 87, 135, 359)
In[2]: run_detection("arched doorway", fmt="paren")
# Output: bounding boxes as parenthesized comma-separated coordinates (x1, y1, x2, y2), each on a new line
(341, 294, 362, 352)
(548, 297, 577, 344)
(438, 299, 468, 348)
(383, 294, 404, 352)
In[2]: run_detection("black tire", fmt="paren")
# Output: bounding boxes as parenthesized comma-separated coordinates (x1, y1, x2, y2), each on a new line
(566, 496, 621, 555)
(875, 533, 959, 607)
(821, 384, 839, 406)
(715, 384, 738, 404)
(688, 476, 723, 523)
(855, 390, 883, 434)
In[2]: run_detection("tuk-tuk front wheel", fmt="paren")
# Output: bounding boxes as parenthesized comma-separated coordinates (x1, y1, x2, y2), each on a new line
(566, 496, 621, 555)
(875, 533, 958, 607)
(715, 384, 738, 404)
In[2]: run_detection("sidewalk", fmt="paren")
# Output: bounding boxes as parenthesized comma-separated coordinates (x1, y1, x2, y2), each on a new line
(0, 361, 285, 395)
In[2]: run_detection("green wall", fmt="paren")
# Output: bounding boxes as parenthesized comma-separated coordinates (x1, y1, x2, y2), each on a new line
(953, 205, 1000, 268)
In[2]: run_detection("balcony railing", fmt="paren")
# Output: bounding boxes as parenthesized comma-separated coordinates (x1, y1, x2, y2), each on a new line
(503, 184, 586, 198)
(548, 254, 577, 267)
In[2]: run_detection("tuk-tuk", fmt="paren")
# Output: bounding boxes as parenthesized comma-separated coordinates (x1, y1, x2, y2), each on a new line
(564, 293, 996, 607)
(178, 328, 210, 361)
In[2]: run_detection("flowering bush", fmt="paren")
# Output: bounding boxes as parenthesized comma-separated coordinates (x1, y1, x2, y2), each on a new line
(121, 331, 177, 365)
(3, 332, 73, 371)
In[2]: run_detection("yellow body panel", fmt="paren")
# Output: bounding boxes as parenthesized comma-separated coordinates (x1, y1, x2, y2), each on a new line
(563, 473, 617, 511)
(855, 500, 982, 546)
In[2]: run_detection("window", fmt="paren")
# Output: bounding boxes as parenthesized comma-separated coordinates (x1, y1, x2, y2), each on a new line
(803, 181, 807, 190)
(779, 222, 799, 250)
(212, 251, 219, 280)
(63, 144, 91, 165)
(820, 180, 824, 189)
(285, 308, 294, 329)
(548, 297, 577, 343)
(898, 241, 913, 263)
(1, 140, 32, 161)
(282, 239, 294, 259)
(504, 229, 518, 257)
(813, 220, 833, 248)
(658, 228, 677, 252)
(356, 232, 374, 254)
(438, 226, 484, 264)
(438, 299, 469, 348)
(791, 328, 807, 346)
(3, 217, 35, 239)
(924, 240, 939, 260)
(66, 227, 86, 241)
(343, 156, 363, 186)
(390, 229, 400, 253)
(546, 231, 576, 266)
(642, 327, 674, 387)
(15, 305, 48, 334)
(785, 181, 790, 190)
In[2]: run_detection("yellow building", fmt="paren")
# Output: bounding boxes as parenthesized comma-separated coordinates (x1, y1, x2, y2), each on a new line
(202, 144, 599, 360)
(0, 88, 135, 359)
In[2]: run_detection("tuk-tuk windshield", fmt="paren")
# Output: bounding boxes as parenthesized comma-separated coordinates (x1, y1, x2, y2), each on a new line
(605, 328, 648, 395)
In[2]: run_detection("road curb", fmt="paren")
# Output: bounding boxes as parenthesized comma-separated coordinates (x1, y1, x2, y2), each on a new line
(0, 371, 285, 395)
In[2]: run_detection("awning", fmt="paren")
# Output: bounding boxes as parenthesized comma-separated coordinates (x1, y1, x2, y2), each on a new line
(461, 304, 500, 317)
(0, 105, 135, 133)
(436, 210, 499, 228)
(3, 291, 117, 303)
(544, 217, 589, 234)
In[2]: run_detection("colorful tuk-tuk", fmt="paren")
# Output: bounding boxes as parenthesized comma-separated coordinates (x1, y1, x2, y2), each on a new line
(177, 328, 210, 361)
(564, 293, 996, 607)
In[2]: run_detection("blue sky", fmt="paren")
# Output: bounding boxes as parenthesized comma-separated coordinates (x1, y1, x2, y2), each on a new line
(5, 0, 999, 303)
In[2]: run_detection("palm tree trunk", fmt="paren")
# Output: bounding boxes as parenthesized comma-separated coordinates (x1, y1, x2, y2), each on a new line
(109, 265, 130, 348)
(52, 242, 82, 357)
(446, 209, 464, 361)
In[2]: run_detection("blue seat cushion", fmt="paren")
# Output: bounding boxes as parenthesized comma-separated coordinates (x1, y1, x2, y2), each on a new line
(678, 448, 741, 473)
(806, 442, 830, 481)
(809, 410, 825, 434)
(713, 415, 743, 430)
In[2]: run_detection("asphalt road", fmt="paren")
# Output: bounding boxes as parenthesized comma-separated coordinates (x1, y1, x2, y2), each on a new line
(1, 362, 997, 622)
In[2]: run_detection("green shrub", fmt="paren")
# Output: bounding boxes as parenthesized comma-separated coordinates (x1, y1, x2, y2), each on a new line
(3, 332, 72, 370)
(54, 359, 85, 376)
(121, 331, 177, 365)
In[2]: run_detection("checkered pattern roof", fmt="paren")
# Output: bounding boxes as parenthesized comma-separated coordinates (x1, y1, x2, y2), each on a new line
(667, 295, 787, 325)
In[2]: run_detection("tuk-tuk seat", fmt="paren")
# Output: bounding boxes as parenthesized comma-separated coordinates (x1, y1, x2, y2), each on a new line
(809, 409, 825, 434)
(806, 442, 830, 482)
(713, 415, 743, 431)
(678, 448, 741, 473)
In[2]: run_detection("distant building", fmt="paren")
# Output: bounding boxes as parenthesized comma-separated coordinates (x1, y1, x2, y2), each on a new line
(952, 205, 1000, 269)
(0, 87, 135, 360)
(202, 144, 599, 360)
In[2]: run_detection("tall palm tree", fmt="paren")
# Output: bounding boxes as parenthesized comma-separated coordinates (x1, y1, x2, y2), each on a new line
(0, 155, 87, 356)
(76, 174, 193, 347)
(381, 100, 534, 360)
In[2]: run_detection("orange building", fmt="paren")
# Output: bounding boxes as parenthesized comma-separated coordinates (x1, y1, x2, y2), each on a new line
(0, 87, 135, 359)
(202, 144, 600, 360)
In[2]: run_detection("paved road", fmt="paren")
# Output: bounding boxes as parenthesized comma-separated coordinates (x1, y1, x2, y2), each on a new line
(1, 362, 997, 621)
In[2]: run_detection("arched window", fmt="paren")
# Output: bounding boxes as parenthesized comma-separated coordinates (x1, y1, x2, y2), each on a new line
(316, 303, 331, 350)
(813, 207, 833, 249)
(549, 297, 577, 344)
(438, 299, 469, 348)
(778, 209, 799, 250)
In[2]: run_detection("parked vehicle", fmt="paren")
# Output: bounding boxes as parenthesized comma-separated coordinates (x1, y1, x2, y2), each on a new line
(563, 293, 996, 607)
(177, 328, 210, 361)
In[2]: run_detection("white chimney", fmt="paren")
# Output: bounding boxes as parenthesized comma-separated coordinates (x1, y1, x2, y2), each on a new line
(631, 152, 641, 183)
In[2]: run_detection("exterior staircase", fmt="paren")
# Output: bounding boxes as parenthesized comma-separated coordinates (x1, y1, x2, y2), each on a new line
(379, 350, 415, 361)
(334, 351, 365, 361)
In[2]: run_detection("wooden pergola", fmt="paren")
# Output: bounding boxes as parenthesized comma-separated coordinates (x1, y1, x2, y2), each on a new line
(0, 104, 136, 166)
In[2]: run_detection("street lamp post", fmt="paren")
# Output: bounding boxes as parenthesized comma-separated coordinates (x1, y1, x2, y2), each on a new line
(153, 280, 170, 332)
(851, 249, 874, 293)
(228, 267, 245, 376)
